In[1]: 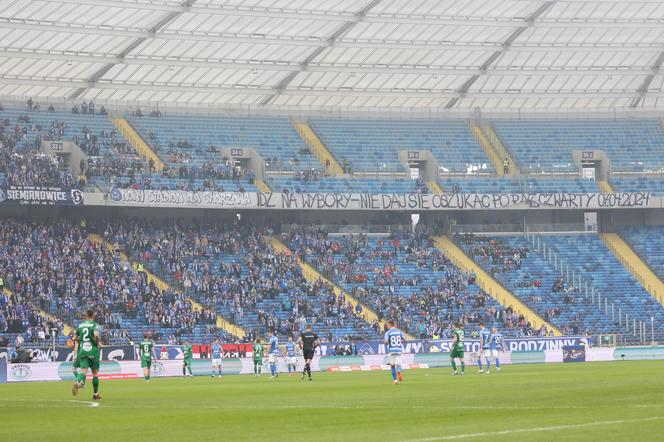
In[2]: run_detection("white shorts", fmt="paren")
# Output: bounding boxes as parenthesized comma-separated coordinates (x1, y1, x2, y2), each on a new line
(211, 358, 222, 366)
(268, 353, 278, 364)
(482, 349, 491, 358)
(388, 353, 402, 366)
(491, 349, 500, 358)
(287, 356, 297, 366)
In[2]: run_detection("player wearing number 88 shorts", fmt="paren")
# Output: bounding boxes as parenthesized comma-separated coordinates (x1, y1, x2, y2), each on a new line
(384, 320, 405, 385)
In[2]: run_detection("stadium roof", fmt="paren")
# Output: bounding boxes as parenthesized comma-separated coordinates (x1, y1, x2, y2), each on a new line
(1, 0, 664, 112)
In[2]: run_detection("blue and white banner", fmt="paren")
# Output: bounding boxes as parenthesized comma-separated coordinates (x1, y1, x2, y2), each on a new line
(0, 186, 84, 206)
(332, 336, 592, 356)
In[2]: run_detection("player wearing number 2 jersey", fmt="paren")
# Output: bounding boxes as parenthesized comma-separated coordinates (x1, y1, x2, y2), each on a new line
(384, 320, 405, 385)
(72, 309, 101, 400)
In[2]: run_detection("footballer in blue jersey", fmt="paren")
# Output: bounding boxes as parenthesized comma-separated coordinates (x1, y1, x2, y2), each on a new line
(210, 338, 223, 378)
(489, 327, 504, 371)
(477, 323, 491, 374)
(384, 320, 405, 385)
(268, 330, 279, 378)
(285, 337, 297, 374)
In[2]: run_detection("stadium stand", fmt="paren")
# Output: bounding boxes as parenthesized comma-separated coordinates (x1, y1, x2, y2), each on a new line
(0, 108, 80, 189)
(268, 176, 428, 194)
(99, 220, 376, 341)
(308, 119, 493, 174)
(621, 227, 664, 282)
(284, 226, 546, 338)
(493, 119, 664, 174)
(611, 176, 664, 195)
(0, 288, 66, 346)
(0, 219, 223, 346)
(129, 115, 318, 173)
(458, 234, 624, 336)
(438, 177, 600, 194)
(540, 234, 664, 336)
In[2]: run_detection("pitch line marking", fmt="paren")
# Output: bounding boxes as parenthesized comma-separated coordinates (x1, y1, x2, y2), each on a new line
(0, 399, 99, 408)
(403, 416, 664, 442)
(70, 400, 100, 408)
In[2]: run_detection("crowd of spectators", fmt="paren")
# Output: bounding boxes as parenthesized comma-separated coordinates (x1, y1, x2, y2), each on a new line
(284, 225, 546, 338)
(0, 114, 80, 188)
(71, 100, 107, 116)
(459, 233, 583, 336)
(0, 219, 221, 345)
(98, 220, 372, 341)
(1, 216, 591, 347)
(460, 234, 528, 276)
(0, 289, 64, 346)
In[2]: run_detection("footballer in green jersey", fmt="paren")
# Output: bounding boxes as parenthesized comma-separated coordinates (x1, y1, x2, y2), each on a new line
(450, 323, 465, 376)
(253, 339, 265, 376)
(72, 309, 102, 400)
(140, 333, 155, 382)
(182, 341, 193, 377)
(72, 346, 81, 378)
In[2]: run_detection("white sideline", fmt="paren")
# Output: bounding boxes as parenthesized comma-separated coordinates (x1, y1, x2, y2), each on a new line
(403, 416, 664, 442)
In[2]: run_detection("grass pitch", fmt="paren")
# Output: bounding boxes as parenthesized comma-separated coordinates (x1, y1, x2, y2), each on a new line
(1, 361, 663, 442)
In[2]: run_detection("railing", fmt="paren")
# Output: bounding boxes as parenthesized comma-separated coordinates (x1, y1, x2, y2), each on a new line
(6, 96, 664, 121)
(452, 223, 587, 234)
(481, 123, 521, 175)
(524, 231, 657, 343)
(601, 234, 664, 305)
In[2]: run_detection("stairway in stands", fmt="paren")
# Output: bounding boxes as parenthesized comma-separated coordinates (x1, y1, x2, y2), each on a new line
(469, 122, 519, 177)
(292, 120, 344, 176)
(431, 235, 562, 335)
(111, 118, 166, 172)
(269, 236, 411, 339)
(87, 234, 246, 339)
(2, 287, 73, 343)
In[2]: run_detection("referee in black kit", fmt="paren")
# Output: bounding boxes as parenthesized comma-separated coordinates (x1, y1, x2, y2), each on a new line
(297, 324, 320, 381)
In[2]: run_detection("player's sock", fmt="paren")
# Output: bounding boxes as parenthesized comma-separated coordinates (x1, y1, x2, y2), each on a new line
(270, 364, 276, 377)
(451, 360, 457, 371)
(460, 361, 465, 373)
(485, 357, 491, 371)
(477, 359, 483, 371)
(92, 376, 99, 395)
(397, 367, 403, 382)
(390, 365, 397, 381)
(76, 371, 86, 385)
(495, 358, 500, 369)
(218, 367, 222, 376)
(182, 366, 186, 376)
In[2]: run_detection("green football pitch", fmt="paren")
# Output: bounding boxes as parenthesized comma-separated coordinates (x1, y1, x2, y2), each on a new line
(1, 361, 663, 442)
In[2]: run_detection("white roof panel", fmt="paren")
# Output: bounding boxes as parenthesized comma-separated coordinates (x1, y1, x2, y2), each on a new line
(0, 0, 662, 111)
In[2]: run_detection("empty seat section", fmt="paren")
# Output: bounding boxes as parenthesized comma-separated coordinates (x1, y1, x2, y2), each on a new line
(440, 178, 600, 193)
(493, 119, 664, 173)
(309, 119, 492, 174)
(269, 177, 424, 193)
